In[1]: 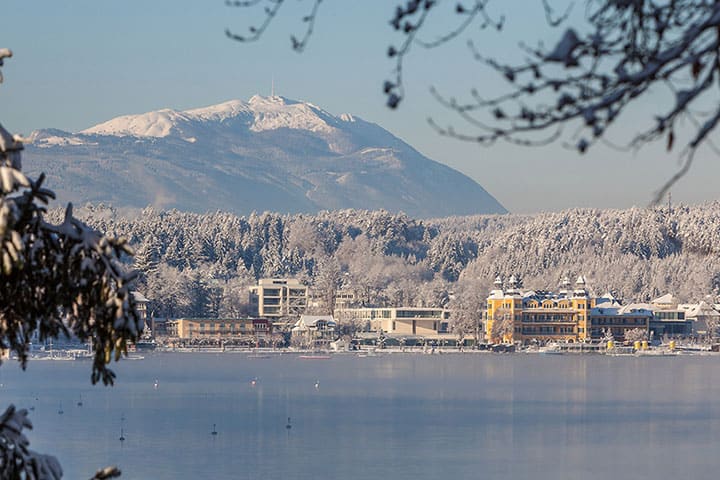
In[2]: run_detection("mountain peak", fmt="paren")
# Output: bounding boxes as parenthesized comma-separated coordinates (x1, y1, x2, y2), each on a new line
(248, 94, 293, 106)
(81, 108, 188, 138)
(26, 95, 507, 216)
(79, 95, 340, 138)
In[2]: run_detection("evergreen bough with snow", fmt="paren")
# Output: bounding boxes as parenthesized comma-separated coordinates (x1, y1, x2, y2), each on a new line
(0, 49, 138, 479)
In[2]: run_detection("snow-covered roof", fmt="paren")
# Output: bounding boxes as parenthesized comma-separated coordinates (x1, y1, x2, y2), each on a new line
(296, 315, 336, 329)
(595, 293, 620, 306)
(651, 293, 677, 305)
(590, 303, 620, 316)
(679, 301, 720, 318)
(618, 303, 654, 315)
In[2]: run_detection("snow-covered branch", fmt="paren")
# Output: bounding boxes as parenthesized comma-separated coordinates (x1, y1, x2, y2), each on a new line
(0, 50, 140, 386)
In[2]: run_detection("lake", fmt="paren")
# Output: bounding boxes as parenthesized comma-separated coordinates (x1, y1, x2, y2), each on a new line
(2, 352, 720, 479)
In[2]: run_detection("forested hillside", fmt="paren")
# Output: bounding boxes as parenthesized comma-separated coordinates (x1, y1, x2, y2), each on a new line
(58, 203, 720, 319)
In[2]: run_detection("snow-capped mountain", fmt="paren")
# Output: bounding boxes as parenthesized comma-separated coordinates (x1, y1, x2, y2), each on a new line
(24, 96, 507, 217)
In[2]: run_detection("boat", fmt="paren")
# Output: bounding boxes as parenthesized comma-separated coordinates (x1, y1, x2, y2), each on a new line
(135, 323, 158, 350)
(135, 339, 157, 351)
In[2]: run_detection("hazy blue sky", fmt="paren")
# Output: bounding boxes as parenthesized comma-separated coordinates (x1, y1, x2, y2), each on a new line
(2, 1, 719, 213)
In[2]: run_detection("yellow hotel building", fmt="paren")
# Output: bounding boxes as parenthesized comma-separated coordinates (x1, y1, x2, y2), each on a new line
(485, 275, 649, 344)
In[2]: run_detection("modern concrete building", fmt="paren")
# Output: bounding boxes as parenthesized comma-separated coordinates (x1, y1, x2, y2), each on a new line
(588, 303, 652, 341)
(649, 294, 692, 338)
(249, 278, 308, 318)
(334, 306, 450, 336)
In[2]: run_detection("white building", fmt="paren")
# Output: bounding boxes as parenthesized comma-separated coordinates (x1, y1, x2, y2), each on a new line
(249, 278, 308, 318)
(334, 307, 450, 336)
(291, 315, 337, 347)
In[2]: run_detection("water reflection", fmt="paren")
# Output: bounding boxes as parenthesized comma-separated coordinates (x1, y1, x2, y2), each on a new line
(2, 354, 720, 479)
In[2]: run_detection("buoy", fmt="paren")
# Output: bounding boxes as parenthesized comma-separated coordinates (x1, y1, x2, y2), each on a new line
(286, 417, 292, 430)
(211, 423, 218, 436)
(314, 380, 320, 389)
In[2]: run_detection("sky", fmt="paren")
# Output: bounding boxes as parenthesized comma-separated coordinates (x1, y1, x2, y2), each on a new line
(2, 0, 719, 214)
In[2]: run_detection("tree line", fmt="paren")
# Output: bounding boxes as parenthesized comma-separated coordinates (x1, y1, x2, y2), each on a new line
(56, 202, 720, 322)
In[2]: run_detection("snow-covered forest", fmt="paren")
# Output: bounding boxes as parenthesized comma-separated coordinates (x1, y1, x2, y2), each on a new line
(59, 202, 720, 319)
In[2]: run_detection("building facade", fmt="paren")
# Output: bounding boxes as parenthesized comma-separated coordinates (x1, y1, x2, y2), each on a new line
(131, 291, 150, 332)
(334, 307, 450, 336)
(588, 304, 653, 341)
(249, 278, 308, 318)
(291, 315, 337, 348)
(171, 318, 272, 339)
(648, 294, 692, 338)
(486, 276, 650, 344)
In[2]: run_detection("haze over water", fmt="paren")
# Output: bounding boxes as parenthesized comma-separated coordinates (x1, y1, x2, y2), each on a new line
(2, 353, 720, 479)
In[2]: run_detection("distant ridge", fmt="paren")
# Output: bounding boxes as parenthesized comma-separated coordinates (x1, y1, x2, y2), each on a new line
(24, 95, 507, 217)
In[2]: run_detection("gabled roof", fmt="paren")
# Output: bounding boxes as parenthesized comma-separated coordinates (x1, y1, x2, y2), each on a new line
(595, 293, 620, 307)
(296, 315, 336, 328)
(651, 293, 677, 305)
(618, 303, 654, 315)
(590, 301, 621, 315)
(681, 301, 720, 318)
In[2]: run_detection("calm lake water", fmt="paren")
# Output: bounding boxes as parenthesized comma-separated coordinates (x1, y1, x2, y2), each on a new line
(2, 352, 720, 479)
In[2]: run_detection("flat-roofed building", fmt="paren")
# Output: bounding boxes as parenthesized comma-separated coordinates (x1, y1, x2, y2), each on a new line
(249, 278, 308, 318)
(649, 293, 692, 338)
(334, 307, 450, 336)
(588, 303, 652, 341)
(172, 318, 271, 339)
